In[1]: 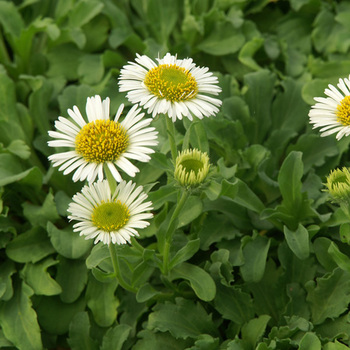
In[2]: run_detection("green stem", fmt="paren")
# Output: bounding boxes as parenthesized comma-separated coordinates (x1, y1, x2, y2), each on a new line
(0, 30, 10, 65)
(109, 244, 137, 293)
(103, 163, 117, 193)
(162, 190, 189, 275)
(166, 116, 177, 163)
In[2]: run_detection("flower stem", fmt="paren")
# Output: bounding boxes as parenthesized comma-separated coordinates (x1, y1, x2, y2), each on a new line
(109, 244, 137, 293)
(166, 116, 177, 163)
(162, 190, 189, 275)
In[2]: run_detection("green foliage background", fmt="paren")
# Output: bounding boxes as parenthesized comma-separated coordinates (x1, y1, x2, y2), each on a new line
(1, 0, 350, 349)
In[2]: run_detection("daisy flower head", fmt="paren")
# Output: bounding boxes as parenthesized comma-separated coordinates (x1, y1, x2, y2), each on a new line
(118, 53, 222, 122)
(68, 179, 153, 245)
(48, 95, 158, 183)
(309, 75, 350, 140)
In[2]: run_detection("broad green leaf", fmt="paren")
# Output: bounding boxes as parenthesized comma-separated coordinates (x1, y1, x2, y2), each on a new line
(214, 283, 254, 324)
(0, 1, 24, 37)
(169, 239, 200, 270)
(68, 0, 104, 28)
(315, 313, 350, 345)
(241, 315, 271, 349)
(240, 235, 270, 283)
(0, 260, 15, 301)
(6, 140, 31, 159)
(6, 226, 55, 263)
(56, 257, 88, 303)
(0, 282, 42, 350)
(177, 196, 203, 228)
(136, 283, 159, 303)
(187, 334, 220, 350)
(22, 257, 62, 296)
(28, 79, 53, 135)
(101, 324, 132, 350)
(0, 154, 34, 186)
(22, 191, 60, 228)
(328, 242, 350, 273)
(47, 222, 92, 259)
(243, 70, 276, 143)
(133, 329, 192, 350)
(147, 0, 179, 44)
(184, 121, 209, 154)
(148, 297, 217, 339)
(147, 184, 177, 210)
(36, 295, 86, 335)
(78, 54, 104, 85)
(238, 37, 264, 71)
(271, 78, 309, 133)
(278, 151, 303, 214)
(288, 134, 338, 174)
(299, 332, 321, 350)
(197, 22, 245, 55)
(324, 341, 350, 350)
(68, 312, 98, 350)
(169, 262, 216, 301)
(86, 275, 119, 327)
(313, 237, 338, 272)
(306, 268, 350, 325)
(283, 224, 310, 260)
(221, 178, 265, 213)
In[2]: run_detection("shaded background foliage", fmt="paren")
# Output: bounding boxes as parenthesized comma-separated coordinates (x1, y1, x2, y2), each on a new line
(1, 0, 350, 349)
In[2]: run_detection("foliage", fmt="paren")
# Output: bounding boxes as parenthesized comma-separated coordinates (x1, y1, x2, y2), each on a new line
(0, 0, 350, 349)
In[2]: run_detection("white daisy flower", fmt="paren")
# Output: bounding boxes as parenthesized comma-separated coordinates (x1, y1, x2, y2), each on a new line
(48, 95, 158, 183)
(118, 53, 222, 122)
(68, 179, 153, 245)
(309, 75, 350, 140)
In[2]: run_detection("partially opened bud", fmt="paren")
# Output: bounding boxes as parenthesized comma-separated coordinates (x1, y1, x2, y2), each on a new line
(325, 167, 350, 204)
(174, 149, 210, 189)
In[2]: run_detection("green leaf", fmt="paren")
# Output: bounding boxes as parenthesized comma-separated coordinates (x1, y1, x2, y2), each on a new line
(306, 268, 350, 325)
(0, 1, 24, 37)
(0, 282, 42, 350)
(22, 191, 60, 228)
(324, 341, 350, 350)
(214, 284, 254, 324)
(283, 224, 310, 260)
(148, 297, 217, 339)
(47, 222, 92, 259)
(240, 235, 270, 283)
(169, 262, 216, 301)
(169, 239, 200, 270)
(0, 154, 34, 186)
(68, 312, 98, 350)
(187, 334, 220, 350)
(56, 257, 88, 303)
(78, 54, 104, 85)
(197, 22, 245, 55)
(147, 0, 179, 44)
(221, 178, 265, 213)
(6, 140, 31, 159)
(299, 332, 321, 350)
(86, 275, 119, 327)
(133, 330, 192, 350)
(177, 196, 203, 228)
(101, 324, 132, 350)
(328, 242, 350, 273)
(184, 121, 209, 154)
(36, 295, 86, 335)
(22, 257, 62, 296)
(238, 37, 264, 71)
(0, 260, 15, 301)
(243, 70, 276, 143)
(68, 0, 104, 28)
(6, 226, 55, 263)
(241, 315, 271, 349)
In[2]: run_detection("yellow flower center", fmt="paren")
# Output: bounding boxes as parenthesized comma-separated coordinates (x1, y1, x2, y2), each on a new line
(75, 120, 129, 163)
(144, 64, 198, 102)
(336, 96, 350, 126)
(91, 200, 130, 232)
